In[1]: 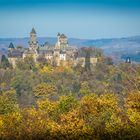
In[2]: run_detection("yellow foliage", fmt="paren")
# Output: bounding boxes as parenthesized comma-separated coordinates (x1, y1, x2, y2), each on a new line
(37, 99, 57, 111)
(60, 109, 93, 139)
(125, 91, 140, 111)
(125, 91, 140, 126)
(0, 91, 139, 139)
(79, 95, 99, 117)
(33, 83, 57, 97)
(0, 90, 18, 114)
(0, 111, 22, 139)
(80, 81, 91, 94)
(105, 113, 122, 134)
(57, 95, 78, 114)
(98, 93, 120, 113)
(39, 65, 54, 73)
(127, 109, 140, 125)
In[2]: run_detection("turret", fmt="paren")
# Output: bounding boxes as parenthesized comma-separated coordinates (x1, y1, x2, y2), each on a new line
(125, 57, 131, 63)
(57, 32, 60, 42)
(29, 28, 38, 50)
(29, 28, 37, 44)
(57, 32, 60, 37)
(8, 42, 15, 51)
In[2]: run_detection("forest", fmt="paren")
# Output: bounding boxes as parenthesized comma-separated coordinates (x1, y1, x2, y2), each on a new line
(0, 48, 140, 140)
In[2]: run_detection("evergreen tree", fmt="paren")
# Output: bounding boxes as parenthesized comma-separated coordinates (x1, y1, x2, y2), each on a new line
(0, 55, 10, 69)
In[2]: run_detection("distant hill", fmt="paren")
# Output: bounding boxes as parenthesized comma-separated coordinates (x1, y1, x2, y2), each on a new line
(0, 36, 140, 62)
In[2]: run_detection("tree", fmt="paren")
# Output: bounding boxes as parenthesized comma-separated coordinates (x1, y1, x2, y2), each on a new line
(16, 59, 25, 70)
(0, 55, 11, 69)
(60, 109, 93, 139)
(0, 90, 18, 114)
(125, 91, 140, 125)
(11, 71, 42, 106)
(81, 47, 91, 72)
(79, 81, 91, 95)
(0, 69, 15, 91)
(124, 91, 140, 139)
(16, 56, 36, 71)
(104, 57, 113, 65)
(0, 110, 22, 139)
(57, 95, 78, 114)
(33, 83, 57, 98)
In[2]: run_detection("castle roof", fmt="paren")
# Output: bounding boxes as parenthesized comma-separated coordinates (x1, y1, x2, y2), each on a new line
(23, 49, 36, 55)
(30, 28, 36, 34)
(39, 50, 53, 55)
(39, 44, 54, 51)
(8, 42, 15, 49)
(8, 50, 23, 58)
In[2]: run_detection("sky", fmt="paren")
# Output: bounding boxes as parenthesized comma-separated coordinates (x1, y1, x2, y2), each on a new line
(0, 0, 140, 39)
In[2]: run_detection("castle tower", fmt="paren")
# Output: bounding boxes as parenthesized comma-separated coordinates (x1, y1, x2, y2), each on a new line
(55, 33, 68, 50)
(59, 34, 68, 50)
(55, 32, 61, 49)
(8, 42, 15, 51)
(29, 28, 38, 50)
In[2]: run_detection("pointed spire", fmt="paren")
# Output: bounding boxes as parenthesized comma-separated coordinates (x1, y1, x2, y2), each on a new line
(30, 28, 36, 34)
(8, 42, 15, 49)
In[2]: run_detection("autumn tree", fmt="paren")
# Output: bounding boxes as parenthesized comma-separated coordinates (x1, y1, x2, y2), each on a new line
(0, 90, 18, 114)
(33, 83, 57, 98)
(16, 56, 36, 71)
(57, 95, 78, 114)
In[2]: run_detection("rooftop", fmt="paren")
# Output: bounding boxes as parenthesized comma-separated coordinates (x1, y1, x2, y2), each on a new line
(8, 50, 23, 58)
(8, 42, 15, 49)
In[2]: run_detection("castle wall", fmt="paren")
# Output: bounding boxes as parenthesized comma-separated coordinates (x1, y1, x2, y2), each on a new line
(90, 58, 98, 66)
(60, 54, 66, 61)
(8, 58, 19, 68)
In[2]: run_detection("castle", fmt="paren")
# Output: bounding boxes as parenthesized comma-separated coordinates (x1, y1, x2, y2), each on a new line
(8, 28, 97, 68)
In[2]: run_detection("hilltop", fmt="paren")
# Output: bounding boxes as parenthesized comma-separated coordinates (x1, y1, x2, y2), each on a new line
(0, 35, 140, 62)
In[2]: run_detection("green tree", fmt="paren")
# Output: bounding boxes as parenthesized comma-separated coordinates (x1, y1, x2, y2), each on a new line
(16, 56, 36, 71)
(57, 95, 78, 114)
(11, 71, 43, 106)
(79, 81, 91, 95)
(0, 55, 11, 69)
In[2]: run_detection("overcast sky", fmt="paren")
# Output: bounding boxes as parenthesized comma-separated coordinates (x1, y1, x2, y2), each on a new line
(0, 0, 140, 39)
